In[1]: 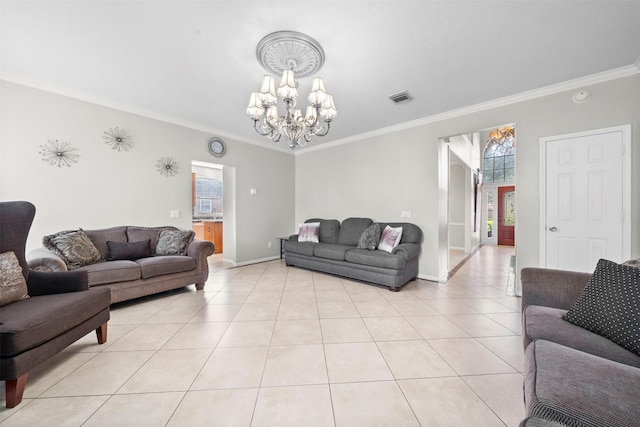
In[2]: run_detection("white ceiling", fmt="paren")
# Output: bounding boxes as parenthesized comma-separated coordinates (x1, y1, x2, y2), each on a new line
(2, 1, 640, 151)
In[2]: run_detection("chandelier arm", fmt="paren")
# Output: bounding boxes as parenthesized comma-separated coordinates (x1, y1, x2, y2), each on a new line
(253, 119, 275, 137)
(313, 120, 332, 137)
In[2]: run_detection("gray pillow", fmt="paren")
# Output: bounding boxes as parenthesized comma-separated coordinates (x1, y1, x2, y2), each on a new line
(43, 229, 103, 269)
(107, 240, 152, 261)
(562, 258, 640, 356)
(357, 223, 381, 250)
(155, 229, 195, 256)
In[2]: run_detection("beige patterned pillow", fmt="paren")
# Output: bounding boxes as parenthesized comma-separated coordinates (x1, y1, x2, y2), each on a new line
(0, 251, 29, 306)
(155, 229, 195, 256)
(43, 229, 102, 269)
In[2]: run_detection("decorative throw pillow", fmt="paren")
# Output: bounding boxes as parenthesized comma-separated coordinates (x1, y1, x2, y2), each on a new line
(562, 258, 640, 356)
(106, 240, 152, 261)
(43, 229, 102, 269)
(378, 225, 403, 253)
(0, 251, 30, 306)
(155, 229, 195, 256)
(298, 222, 320, 243)
(357, 223, 381, 250)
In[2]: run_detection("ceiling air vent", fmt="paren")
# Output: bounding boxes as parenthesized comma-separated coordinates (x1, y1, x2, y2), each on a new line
(388, 91, 412, 104)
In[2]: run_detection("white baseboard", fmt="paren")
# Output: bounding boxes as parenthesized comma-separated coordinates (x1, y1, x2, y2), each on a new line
(232, 255, 281, 267)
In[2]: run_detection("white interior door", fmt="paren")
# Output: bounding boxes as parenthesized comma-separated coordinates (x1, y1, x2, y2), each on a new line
(542, 126, 630, 272)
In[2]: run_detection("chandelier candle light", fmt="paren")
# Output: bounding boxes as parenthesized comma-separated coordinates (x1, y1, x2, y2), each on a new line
(247, 31, 337, 149)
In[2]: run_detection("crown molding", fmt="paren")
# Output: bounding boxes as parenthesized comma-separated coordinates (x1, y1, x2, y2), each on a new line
(3, 63, 638, 158)
(296, 64, 640, 155)
(0, 72, 294, 155)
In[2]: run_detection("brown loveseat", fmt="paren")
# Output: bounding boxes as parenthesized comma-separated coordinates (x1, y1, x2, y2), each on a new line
(0, 201, 111, 408)
(27, 225, 214, 304)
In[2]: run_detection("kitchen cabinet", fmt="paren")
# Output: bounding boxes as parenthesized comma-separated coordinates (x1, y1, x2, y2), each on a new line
(192, 221, 222, 254)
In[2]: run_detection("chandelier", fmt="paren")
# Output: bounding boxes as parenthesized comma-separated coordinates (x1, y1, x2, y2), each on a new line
(246, 31, 337, 149)
(488, 125, 516, 146)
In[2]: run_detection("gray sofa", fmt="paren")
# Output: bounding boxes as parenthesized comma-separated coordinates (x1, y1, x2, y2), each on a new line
(27, 226, 214, 304)
(284, 217, 422, 291)
(520, 266, 640, 427)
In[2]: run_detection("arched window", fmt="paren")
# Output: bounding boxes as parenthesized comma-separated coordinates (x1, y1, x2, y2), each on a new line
(483, 125, 515, 183)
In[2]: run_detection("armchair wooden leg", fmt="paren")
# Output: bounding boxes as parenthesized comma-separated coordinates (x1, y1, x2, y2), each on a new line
(6, 373, 28, 408)
(196, 282, 205, 290)
(95, 323, 108, 344)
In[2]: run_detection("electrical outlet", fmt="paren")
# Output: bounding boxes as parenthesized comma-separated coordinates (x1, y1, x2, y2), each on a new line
(400, 210, 411, 218)
(268, 242, 272, 248)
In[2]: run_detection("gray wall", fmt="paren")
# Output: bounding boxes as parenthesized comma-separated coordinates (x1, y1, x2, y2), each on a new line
(294, 74, 640, 283)
(0, 81, 295, 264)
(3, 74, 638, 280)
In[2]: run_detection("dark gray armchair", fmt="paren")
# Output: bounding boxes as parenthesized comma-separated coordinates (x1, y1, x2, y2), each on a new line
(0, 201, 111, 407)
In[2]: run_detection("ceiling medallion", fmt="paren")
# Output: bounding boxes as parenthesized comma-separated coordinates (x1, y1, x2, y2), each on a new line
(257, 31, 325, 79)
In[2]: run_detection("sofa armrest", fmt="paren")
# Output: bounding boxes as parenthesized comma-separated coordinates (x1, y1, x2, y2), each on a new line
(27, 247, 68, 272)
(27, 270, 89, 296)
(288, 234, 299, 242)
(521, 267, 591, 311)
(392, 243, 420, 260)
(187, 239, 215, 260)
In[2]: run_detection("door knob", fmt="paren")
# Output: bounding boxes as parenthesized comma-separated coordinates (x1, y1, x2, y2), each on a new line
(549, 226, 558, 232)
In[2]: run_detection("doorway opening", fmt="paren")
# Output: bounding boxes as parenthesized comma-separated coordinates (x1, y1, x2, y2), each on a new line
(438, 124, 518, 282)
(438, 133, 482, 278)
(481, 124, 517, 247)
(191, 161, 223, 257)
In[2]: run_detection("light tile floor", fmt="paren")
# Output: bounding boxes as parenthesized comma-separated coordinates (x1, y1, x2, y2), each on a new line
(0, 245, 524, 426)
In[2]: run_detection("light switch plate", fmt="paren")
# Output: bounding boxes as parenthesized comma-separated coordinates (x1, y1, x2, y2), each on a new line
(170, 210, 180, 218)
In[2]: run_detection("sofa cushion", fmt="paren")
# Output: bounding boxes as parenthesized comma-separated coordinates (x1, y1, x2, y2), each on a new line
(313, 244, 353, 261)
(283, 241, 317, 257)
(524, 339, 640, 427)
(562, 258, 640, 356)
(0, 287, 111, 356)
(126, 226, 174, 254)
(80, 260, 141, 286)
(136, 256, 196, 279)
(43, 229, 103, 269)
(378, 225, 403, 253)
(306, 219, 340, 244)
(298, 222, 320, 243)
(345, 248, 406, 270)
(357, 223, 381, 250)
(84, 226, 128, 259)
(106, 240, 152, 261)
(524, 305, 640, 368)
(519, 418, 568, 427)
(338, 218, 373, 246)
(155, 229, 195, 256)
(0, 251, 29, 306)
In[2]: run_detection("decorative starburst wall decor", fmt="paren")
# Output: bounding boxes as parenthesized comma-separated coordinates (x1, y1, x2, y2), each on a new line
(39, 140, 79, 168)
(103, 127, 134, 151)
(156, 157, 179, 177)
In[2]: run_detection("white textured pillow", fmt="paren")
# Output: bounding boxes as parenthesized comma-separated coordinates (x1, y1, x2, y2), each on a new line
(298, 222, 320, 243)
(378, 225, 403, 253)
